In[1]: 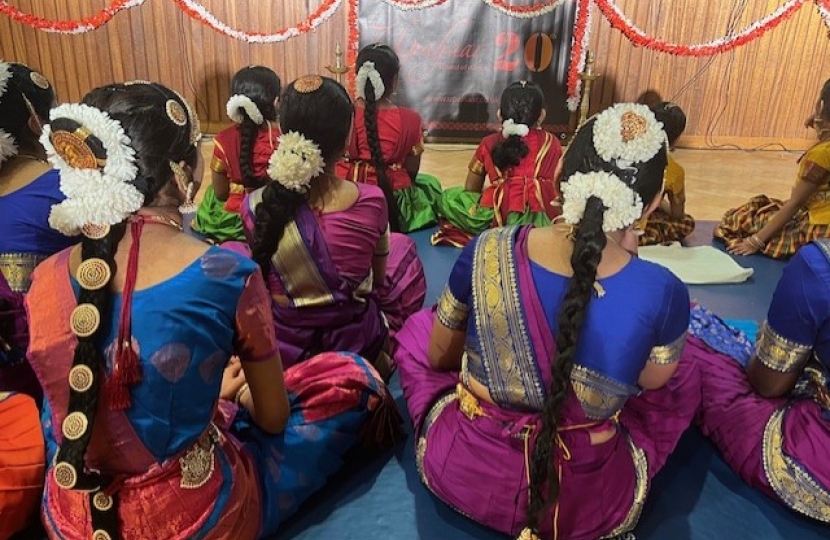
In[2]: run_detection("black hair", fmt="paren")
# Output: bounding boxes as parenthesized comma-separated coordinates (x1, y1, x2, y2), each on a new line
(230, 66, 281, 189)
(491, 81, 545, 172)
(523, 114, 668, 534)
(650, 101, 687, 147)
(0, 63, 56, 160)
(251, 76, 353, 274)
(52, 82, 198, 533)
(356, 43, 402, 232)
(819, 78, 830, 121)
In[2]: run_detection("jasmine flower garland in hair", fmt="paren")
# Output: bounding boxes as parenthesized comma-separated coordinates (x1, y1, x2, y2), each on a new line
(502, 118, 530, 138)
(267, 131, 325, 192)
(561, 171, 643, 232)
(226, 94, 264, 125)
(0, 60, 19, 166)
(593, 103, 666, 165)
(356, 61, 385, 101)
(41, 103, 143, 235)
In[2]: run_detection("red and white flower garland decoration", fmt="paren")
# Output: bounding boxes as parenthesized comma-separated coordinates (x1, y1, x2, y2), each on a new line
(817, 0, 830, 31)
(566, 0, 592, 111)
(594, 0, 808, 56)
(481, 0, 567, 18)
(0, 0, 146, 34)
(379, 0, 450, 10)
(0, 0, 341, 42)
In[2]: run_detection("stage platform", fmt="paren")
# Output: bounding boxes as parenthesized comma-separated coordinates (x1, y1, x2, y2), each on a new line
(274, 221, 828, 540)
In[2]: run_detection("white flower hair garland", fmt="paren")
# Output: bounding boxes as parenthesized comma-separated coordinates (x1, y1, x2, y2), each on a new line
(561, 171, 643, 232)
(267, 131, 325, 192)
(501, 118, 530, 138)
(593, 103, 666, 166)
(41, 103, 143, 236)
(226, 94, 264, 125)
(356, 61, 385, 101)
(0, 60, 19, 167)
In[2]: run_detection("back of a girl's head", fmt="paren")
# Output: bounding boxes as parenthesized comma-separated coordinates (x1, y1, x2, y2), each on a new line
(81, 82, 197, 202)
(562, 111, 668, 206)
(500, 81, 545, 126)
(356, 44, 400, 99)
(649, 101, 686, 146)
(0, 62, 56, 145)
(280, 75, 353, 163)
(231, 66, 281, 121)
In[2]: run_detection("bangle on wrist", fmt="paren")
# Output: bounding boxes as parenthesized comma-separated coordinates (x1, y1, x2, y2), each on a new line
(748, 234, 766, 249)
(234, 383, 250, 404)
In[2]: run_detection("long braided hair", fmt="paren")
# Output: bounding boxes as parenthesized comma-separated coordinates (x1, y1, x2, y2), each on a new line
(0, 62, 55, 168)
(251, 76, 353, 275)
(229, 66, 281, 189)
(355, 44, 402, 232)
(491, 81, 544, 171)
(48, 82, 197, 537)
(523, 116, 667, 536)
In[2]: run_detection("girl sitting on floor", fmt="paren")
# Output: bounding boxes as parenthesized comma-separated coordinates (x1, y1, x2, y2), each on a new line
(639, 101, 695, 245)
(192, 66, 281, 242)
(0, 61, 75, 397)
(336, 43, 442, 233)
(432, 81, 562, 247)
(716, 79, 830, 258)
(27, 80, 398, 540)
(686, 238, 830, 523)
(395, 103, 699, 540)
(244, 75, 426, 380)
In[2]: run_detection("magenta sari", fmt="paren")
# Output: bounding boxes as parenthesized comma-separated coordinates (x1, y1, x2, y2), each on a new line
(242, 184, 425, 372)
(395, 226, 700, 539)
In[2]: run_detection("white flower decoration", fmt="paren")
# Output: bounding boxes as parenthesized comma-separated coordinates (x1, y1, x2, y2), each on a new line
(561, 171, 644, 232)
(356, 61, 386, 101)
(501, 118, 530, 138)
(40, 103, 143, 236)
(0, 60, 11, 99)
(267, 131, 325, 192)
(0, 130, 18, 167)
(226, 94, 264, 125)
(593, 103, 666, 165)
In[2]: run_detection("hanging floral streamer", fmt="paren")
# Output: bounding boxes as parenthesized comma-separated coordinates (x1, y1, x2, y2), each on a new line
(566, 0, 592, 111)
(817, 0, 830, 32)
(0, 0, 146, 33)
(481, 0, 567, 18)
(171, 0, 342, 43)
(594, 0, 808, 56)
(379, 0, 450, 9)
(0, 0, 341, 41)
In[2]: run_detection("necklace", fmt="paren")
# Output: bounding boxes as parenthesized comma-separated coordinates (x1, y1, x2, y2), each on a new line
(130, 213, 184, 232)
(15, 153, 47, 164)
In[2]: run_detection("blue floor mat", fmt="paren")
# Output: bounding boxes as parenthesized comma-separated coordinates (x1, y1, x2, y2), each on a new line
(273, 222, 829, 540)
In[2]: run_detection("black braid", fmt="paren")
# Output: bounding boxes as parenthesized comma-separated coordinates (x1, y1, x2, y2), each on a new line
(238, 116, 265, 189)
(525, 197, 607, 532)
(231, 66, 281, 189)
(491, 81, 544, 172)
(364, 90, 401, 232)
(251, 181, 305, 275)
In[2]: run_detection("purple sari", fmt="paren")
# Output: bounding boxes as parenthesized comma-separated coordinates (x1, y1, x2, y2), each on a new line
(243, 188, 410, 374)
(693, 239, 830, 523)
(395, 226, 700, 540)
(0, 271, 39, 398)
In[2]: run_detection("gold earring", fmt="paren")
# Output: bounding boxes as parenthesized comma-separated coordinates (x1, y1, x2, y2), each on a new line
(170, 161, 197, 214)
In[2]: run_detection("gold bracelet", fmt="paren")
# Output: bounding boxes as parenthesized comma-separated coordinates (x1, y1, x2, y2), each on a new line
(749, 234, 766, 249)
(234, 383, 250, 405)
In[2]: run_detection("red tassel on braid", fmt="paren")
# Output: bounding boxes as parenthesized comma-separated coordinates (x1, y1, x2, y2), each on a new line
(107, 218, 144, 411)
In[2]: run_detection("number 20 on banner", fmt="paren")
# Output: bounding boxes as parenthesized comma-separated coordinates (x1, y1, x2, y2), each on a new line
(496, 32, 557, 72)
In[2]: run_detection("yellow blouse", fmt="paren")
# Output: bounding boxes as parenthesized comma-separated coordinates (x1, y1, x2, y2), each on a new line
(664, 155, 685, 196)
(800, 140, 830, 224)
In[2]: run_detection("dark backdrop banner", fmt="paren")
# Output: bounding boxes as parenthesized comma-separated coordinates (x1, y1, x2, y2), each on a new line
(358, 1, 576, 140)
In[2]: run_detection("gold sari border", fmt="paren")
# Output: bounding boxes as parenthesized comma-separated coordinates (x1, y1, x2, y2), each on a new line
(756, 321, 812, 373)
(762, 407, 830, 523)
(436, 286, 469, 331)
(468, 157, 485, 176)
(471, 226, 545, 409)
(570, 365, 632, 421)
(648, 333, 686, 365)
(0, 253, 47, 293)
(602, 435, 649, 538)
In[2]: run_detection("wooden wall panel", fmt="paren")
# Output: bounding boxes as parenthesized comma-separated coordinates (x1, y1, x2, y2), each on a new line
(0, 0, 347, 132)
(0, 1, 826, 148)
(586, 0, 829, 149)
